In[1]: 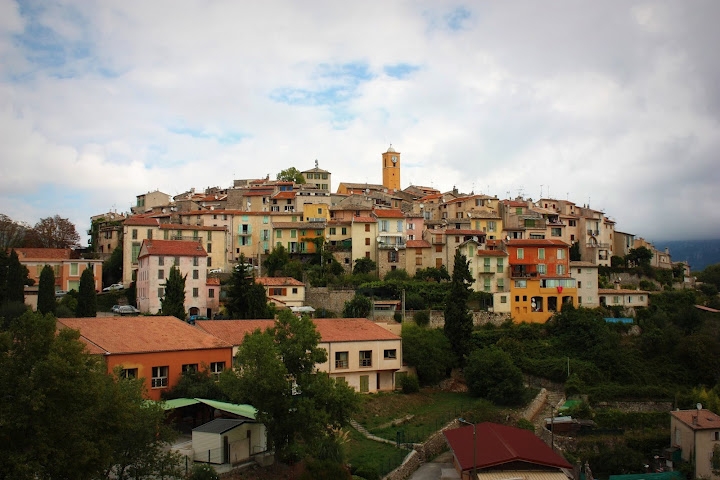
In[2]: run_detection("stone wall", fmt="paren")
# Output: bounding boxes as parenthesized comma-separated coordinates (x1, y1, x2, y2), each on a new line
(384, 419, 460, 480)
(305, 287, 355, 316)
(595, 401, 673, 412)
(425, 310, 510, 328)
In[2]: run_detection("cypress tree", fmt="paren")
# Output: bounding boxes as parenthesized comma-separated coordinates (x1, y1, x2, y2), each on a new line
(6, 250, 26, 303)
(161, 265, 186, 320)
(443, 250, 475, 367)
(37, 265, 56, 315)
(75, 266, 97, 317)
(0, 249, 8, 304)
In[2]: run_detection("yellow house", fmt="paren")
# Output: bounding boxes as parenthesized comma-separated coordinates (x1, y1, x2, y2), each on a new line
(256, 277, 306, 308)
(351, 215, 378, 267)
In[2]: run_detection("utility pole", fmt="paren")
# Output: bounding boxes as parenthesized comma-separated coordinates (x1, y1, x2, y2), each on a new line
(459, 418, 477, 479)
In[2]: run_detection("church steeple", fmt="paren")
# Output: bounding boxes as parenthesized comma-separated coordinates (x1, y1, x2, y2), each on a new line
(381, 145, 400, 191)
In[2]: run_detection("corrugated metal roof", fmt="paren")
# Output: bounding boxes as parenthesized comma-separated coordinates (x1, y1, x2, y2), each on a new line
(479, 471, 570, 480)
(193, 418, 248, 434)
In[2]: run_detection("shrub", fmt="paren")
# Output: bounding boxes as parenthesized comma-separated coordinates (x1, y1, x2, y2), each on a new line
(515, 418, 535, 432)
(404, 292, 426, 310)
(413, 310, 430, 327)
(188, 464, 219, 480)
(400, 374, 420, 394)
(393, 312, 402, 323)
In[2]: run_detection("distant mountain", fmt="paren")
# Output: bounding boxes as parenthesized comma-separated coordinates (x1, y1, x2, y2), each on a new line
(651, 239, 720, 272)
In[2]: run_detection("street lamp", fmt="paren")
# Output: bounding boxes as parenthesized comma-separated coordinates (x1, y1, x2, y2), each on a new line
(458, 418, 477, 480)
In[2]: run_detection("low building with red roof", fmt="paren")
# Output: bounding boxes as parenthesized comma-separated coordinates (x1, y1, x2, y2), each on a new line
(444, 422, 572, 479)
(196, 318, 402, 393)
(256, 276, 306, 307)
(57, 316, 233, 401)
(670, 407, 720, 477)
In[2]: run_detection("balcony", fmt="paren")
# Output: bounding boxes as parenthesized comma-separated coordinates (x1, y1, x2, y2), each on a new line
(378, 241, 406, 250)
(511, 266, 539, 278)
(586, 242, 610, 248)
(587, 229, 600, 236)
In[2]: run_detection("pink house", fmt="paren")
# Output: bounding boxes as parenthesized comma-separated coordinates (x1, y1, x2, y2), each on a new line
(136, 240, 211, 318)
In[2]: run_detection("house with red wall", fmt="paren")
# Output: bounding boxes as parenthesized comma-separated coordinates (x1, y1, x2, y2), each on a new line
(57, 316, 232, 401)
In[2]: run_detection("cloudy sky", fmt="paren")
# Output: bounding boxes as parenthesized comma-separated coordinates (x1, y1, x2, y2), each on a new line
(1, 0, 719, 245)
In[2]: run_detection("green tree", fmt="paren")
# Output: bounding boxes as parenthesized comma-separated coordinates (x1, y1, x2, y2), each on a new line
(401, 324, 452, 385)
(569, 242, 581, 261)
(276, 167, 307, 184)
(353, 257, 376, 275)
(444, 250, 474, 366)
(342, 294, 372, 318)
(226, 255, 272, 319)
(465, 347, 525, 405)
(0, 248, 7, 304)
(264, 245, 290, 276)
(161, 265, 186, 320)
(625, 246, 653, 267)
(698, 263, 720, 290)
(6, 249, 26, 303)
(75, 266, 97, 317)
(162, 367, 226, 401)
(103, 245, 124, 287)
(37, 265, 56, 315)
(222, 311, 359, 461)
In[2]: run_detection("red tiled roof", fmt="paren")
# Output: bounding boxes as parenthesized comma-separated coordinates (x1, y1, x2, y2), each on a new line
(124, 216, 160, 226)
(671, 409, 720, 430)
(256, 277, 305, 286)
(57, 316, 231, 354)
(373, 208, 405, 218)
(13, 248, 73, 260)
(419, 193, 443, 201)
(206, 277, 221, 286)
(406, 240, 431, 248)
(598, 289, 649, 295)
(353, 216, 376, 223)
(159, 224, 227, 231)
(445, 229, 487, 236)
(444, 422, 572, 472)
(138, 240, 207, 258)
(273, 191, 296, 199)
(196, 318, 400, 346)
(476, 250, 507, 257)
(505, 239, 569, 247)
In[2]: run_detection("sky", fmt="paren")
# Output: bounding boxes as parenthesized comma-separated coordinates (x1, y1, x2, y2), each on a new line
(1, 0, 719, 246)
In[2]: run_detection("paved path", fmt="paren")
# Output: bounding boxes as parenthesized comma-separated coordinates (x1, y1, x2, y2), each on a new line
(408, 452, 458, 480)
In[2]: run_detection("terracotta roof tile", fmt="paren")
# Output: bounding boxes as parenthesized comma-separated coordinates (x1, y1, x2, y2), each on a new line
(598, 289, 649, 295)
(159, 224, 226, 231)
(138, 240, 207, 258)
(505, 239, 569, 247)
(373, 208, 405, 218)
(273, 191, 296, 199)
(124, 216, 160, 226)
(445, 229, 487, 236)
(476, 250, 507, 257)
(671, 409, 720, 430)
(57, 316, 231, 354)
(256, 277, 305, 286)
(353, 216, 376, 223)
(206, 277, 221, 286)
(196, 318, 400, 345)
(13, 248, 73, 260)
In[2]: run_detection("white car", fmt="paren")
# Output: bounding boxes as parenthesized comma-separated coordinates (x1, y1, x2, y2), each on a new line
(117, 305, 140, 315)
(102, 283, 124, 292)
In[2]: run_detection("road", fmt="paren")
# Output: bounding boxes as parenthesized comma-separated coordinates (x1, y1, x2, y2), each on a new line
(408, 451, 459, 480)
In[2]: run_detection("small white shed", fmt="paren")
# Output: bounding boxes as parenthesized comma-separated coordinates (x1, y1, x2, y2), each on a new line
(192, 418, 266, 464)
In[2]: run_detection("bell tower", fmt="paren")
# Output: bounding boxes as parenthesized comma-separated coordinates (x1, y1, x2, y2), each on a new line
(381, 145, 401, 191)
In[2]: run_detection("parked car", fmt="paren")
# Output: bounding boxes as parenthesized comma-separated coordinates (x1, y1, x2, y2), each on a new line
(117, 305, 140, 316)
(103, 283, 124, 292)
(55, 290, 67, 298)
(111, 305, 121, 313)
(208, 268, 223, 274)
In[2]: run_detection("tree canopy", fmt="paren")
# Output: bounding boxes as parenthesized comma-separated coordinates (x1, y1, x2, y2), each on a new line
(276, 167, 306, 184)
(29, 215, 81, 249)
(401, 324, 453, 385)
(222, 310, 358, 461)
(75, 266, 97, 317)
(342, 294, 372, 318)
(37, 265, 56, 315)
(225, 255, 272, 319)
(464, 346, 525, 405)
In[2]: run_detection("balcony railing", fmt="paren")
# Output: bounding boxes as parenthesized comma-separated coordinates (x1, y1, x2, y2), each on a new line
(335, 360, 348, 369)
(586, 242, 610, 248)
(378, 242, 406, 250)
(359, 358, 372, 367)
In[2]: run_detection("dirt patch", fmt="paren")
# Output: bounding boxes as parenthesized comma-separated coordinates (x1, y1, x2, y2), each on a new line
(222, 461, 304, 480)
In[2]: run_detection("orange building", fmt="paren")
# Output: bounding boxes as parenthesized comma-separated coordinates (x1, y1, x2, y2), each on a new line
(505, 239, 577, 323)
(57, 316, 233, 401)
(381, 145, 401, 191)
(14, 248, 103, 293)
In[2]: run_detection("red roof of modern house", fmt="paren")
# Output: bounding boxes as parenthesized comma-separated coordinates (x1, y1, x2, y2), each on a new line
(373, 208, 405, 218)
(57, 316, 231, 354)
(138, 240, 207, 258)
(13, 248, 73, 260)
(196, 318, 400, 346)
(124, 216, 160, 226)
(256, 277, 305, 287)
(444, 422, 572, 472)
(671, 409, 720, 430)
(406, 240, 431, 248)
(505, 239, 569, 247)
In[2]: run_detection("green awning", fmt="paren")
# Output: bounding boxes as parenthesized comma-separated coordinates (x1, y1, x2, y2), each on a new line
(155, 398, 257, 420)
(160, 398, 201, 410)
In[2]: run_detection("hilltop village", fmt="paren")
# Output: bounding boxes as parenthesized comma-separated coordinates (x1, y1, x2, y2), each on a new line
(85, 146, 688, 324)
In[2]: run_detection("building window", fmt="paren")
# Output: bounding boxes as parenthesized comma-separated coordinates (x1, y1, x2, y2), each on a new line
(388, 250, 398, 262)
(538, 248, 545, 259)
(210, 362, 225, 379)
(121, 368, 138, 379)
(365, 238, 370, 245)
(515, 280, 527, 288)
(174, 256, 180, 265)
(556, 264, 566, 275)
(557, 249, 565, 259)
(147, 229, 153, 239)
(182, 364, 198, 373)
(538, 264, 546, 274)
(342, 227, 347, 235)
(416, 257, 423, 265)
(335, 351, 349, 369)
(500, 295, 507, 304)
(517, 248, 524, 259)
(193, 257, 199, 266)
(157, 287, 164, 298)
(158, 256, 164, 266)
(551, 228, 561, 237)
(384, 349, 397, 359)
(192, 288, 199, 297)
(132, 229, 137, 240)
(193, 270, 199, 279)
(359, 350, 372, 367)
(330, 227, 336, 235)
(158, 270, 164, 280)
(209, 288, 215, 298)
(292, 287, 298, 294)
(360, 375, 369, 393)
(497, 278, 504, 289)
(151, 366, 169, 388)
(207, 257, 212, 267)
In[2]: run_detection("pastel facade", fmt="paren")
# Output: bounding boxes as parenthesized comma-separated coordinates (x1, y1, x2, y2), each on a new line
(195, 318, 402, 393)
(570, 261, 599, 307)
(598, 287, 649, 308)
(351, 216, 378, 265)
(256, 276, 306, 308)
(57, 316, 233, 401)
(301, 165, 332, 191)
(14, 248, 103, 294)
(136, 240, 210, 317)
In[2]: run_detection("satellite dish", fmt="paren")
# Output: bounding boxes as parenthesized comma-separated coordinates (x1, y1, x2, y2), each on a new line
(698, 403, 703, 410)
